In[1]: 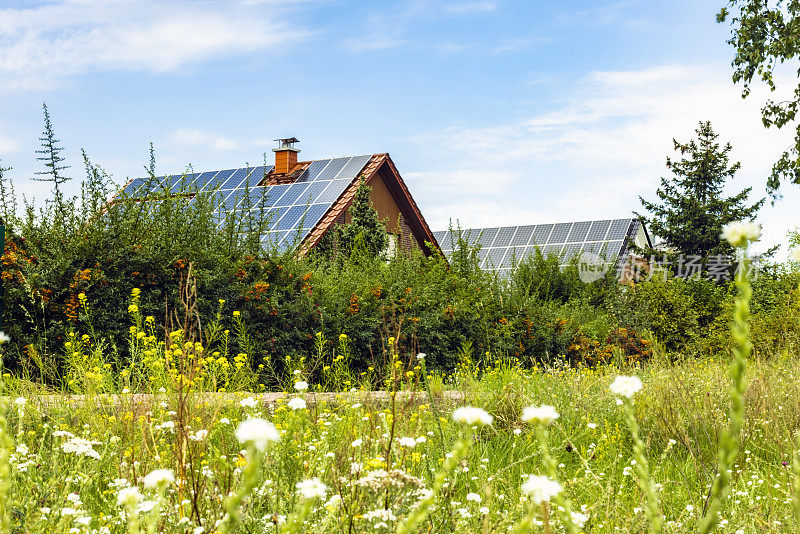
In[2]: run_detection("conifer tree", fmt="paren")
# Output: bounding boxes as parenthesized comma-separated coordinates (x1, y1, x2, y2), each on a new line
(0, 160, 14, 227)
(637, 121, 764, 258)
(33, 103, 71, 217)
(317, 179, 389, 260)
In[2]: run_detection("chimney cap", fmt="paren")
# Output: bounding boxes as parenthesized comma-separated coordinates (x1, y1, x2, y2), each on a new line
(273, 137, 300, 152)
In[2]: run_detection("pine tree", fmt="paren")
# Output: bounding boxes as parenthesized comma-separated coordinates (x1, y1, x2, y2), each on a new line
(0, 160, 14, 228)
(637, 121, 764, 258)
(318, 179, 389, 260)
(33, 103, 71, 215)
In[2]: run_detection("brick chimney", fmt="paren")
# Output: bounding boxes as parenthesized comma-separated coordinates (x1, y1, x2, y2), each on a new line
(273, 137, 300, 174)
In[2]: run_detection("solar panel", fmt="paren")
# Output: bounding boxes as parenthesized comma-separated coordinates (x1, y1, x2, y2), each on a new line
(493, 226, 517, 248)
(277, 205, 309, 231)
(531, 224, 553, 245)
(548, 223, 572, 243)
(122, 178, 144, 196)
(607, 219, 631, 240)
(220, 168, 248, 189)
(433, 219, 642, 274)
(123, 153, 374, 253)
(561, 243, 582, 262)
(337, 155, 372, 181)
(297, 181, 330, 205)
(315, 179, 351, 204)
(478, 228, 499, 247)
(246, 166, 270, 187)
(477, 248, 490, 266)
(303, 159, 332, 180)
(587, 220, 611, 241)
(274, 182, 310, 207)
(510, 225, 534, 246)
(299, 203, 332, 231)
(544, 243, 563, 256)
(485, 247, 507, 268)
(220, 190, 241, 210)
(314, 158, 349, 181)
(191, 171, 218, 191)
(567, 221, 591, 243)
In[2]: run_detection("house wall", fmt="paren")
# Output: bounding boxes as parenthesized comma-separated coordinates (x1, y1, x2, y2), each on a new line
(340, 173, 422, 253)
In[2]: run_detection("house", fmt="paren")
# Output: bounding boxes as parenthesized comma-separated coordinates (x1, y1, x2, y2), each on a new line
(119, 138, 440, 257)
(432, 218, 652, 275)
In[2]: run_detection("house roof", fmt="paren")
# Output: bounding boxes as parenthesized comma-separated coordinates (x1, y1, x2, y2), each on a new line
(119, 153, 440, 257)
(432, 218, 650, 274)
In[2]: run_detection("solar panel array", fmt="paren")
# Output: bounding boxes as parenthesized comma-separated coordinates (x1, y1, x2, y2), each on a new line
(120, 155, 374, 251)
(432, 219, 637, 274)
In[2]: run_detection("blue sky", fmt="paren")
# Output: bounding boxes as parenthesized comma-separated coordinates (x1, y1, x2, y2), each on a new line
(0, 0, 797, 256)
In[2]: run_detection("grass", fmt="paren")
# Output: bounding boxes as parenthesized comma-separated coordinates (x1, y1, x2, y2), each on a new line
(1, 351, 799, 533)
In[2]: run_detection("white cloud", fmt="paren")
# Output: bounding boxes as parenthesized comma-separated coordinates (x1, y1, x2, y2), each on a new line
(444, 1, 498, 15)
(406, 64, 800, 258)
(0, 131, 19, 155)
(0, 0, 310, 91)
(169, 129, 240, 152)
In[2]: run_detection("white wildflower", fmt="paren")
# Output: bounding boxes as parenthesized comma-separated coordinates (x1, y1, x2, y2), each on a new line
(116, 487, 143, 507)
(452, 406, 493, 427)
(142, 469, 175, 488)
(416, 353, 425, 361)
(520, 475, 562, 504)
(294, 381, 309, 392)
(571, 511, 589, 528)
(60, 437, 101, 460)
(587, 422, 597, 429)
(287, 398, 307, 410)
(721, 221, 761, 247)
(188, 430, 208, 441)
(351, 438, 363, 448)
(466, 492, 482, 503)
(239, 397, 259, 409)
(138, 500, 157, 513)
(521, 404, 559, 425)
(236, 418, 280, 451)
(324, 494, 342, 510)
(296, 478, 327, 499)
(13, 397, 26, 408)
(362, 508, 397, 521)
(157, 421, 175, 431)
(0, 331, 10, 344)
(479, 506, 489, 515)
(398, 437, 416, 448)
(609, 375, 643, 398)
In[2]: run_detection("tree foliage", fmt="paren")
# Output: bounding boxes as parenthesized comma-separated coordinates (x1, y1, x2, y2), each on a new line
(637, 121, 764, 257)
(33, 103, 70, 208)
(718, 0, 800, 196)
(317, 178, 389, 260)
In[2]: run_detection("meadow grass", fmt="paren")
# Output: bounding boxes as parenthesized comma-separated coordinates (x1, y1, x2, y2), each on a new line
(1, 349, 799, 533)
